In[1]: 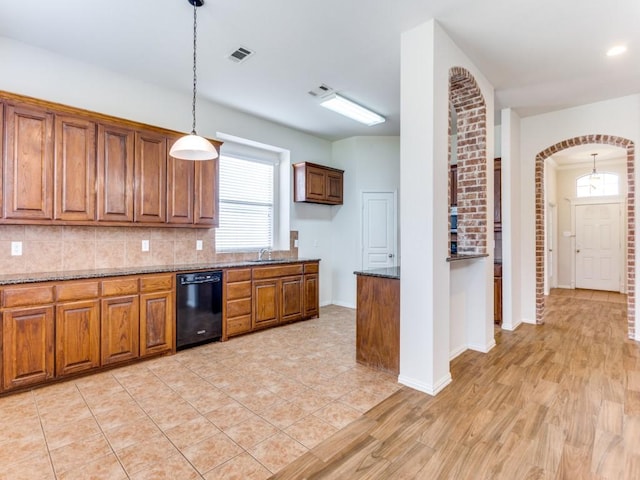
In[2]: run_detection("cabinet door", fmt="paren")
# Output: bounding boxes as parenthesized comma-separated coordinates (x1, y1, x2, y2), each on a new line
(55, 300, 100, 376)
(494, 276, 502, 325)
(252, 279, 279, 329)
(494, 158, 501, 229)
(326, 171, 343, 204)
(140, 291, 174, 357)
(281, 275, 304, 323)
(54, 115, 96, 221)
(194, 158, 219, 226)
(167, 139, 194, 224)
(304, 274, 319, 318)
(135, 131, 167, 223)
(3, 103, 54, 220)
(2, 306, 55, 390)
(101, 295, 139, 365)
(305, 166, 326, 202)
(0, 103, 4, 217)
(450, 164, 458, 207)
(97, 123, 135, 222)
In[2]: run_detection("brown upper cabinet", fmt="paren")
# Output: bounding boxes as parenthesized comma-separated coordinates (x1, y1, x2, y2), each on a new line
(0, 91, 220, 228)
(494, 158, 501, 231)
(97, 123, 135, 222)
(54, 114, 97, 221)
(3, 102, 54, 220)
(450, 164, 458, 207)
(293, 162, 344, 205)
(134, 130, 167, 224)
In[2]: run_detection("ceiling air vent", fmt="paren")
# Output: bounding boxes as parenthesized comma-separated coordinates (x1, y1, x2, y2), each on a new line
(227, 46, 254, 63)
(308, 84, 334, 98)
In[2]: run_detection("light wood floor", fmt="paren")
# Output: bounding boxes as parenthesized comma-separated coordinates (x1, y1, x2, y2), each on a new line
(272, 289, 640, 479)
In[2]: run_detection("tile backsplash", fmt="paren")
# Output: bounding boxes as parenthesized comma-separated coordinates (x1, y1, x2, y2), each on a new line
(0, 225, 299, 275)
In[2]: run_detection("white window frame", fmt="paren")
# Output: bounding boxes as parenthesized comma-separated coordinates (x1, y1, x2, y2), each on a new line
(215, 133, 291, 253)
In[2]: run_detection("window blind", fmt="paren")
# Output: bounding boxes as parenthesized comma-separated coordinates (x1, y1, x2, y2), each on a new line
(216, 155, 274, 251)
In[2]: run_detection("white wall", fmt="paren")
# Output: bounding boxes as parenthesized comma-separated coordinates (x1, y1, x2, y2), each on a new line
(501, 108, 522, 331)
(331, 136, 400, 308)
(519, 95, 640, 325)
(400, 20, 495, 395)
(0, 36, 336, 305)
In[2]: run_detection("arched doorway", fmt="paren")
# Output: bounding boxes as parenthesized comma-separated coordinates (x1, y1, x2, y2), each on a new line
(449, 66, 487, 254)
(535, 135, 636, 338)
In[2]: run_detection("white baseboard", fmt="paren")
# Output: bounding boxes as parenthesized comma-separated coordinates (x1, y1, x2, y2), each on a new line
(449, 345, 467, 360)
(501, 320, 522, 331)
(556, 284, 572, 289)
(468, 339, 496, 354)
(398, 372, 452, 396)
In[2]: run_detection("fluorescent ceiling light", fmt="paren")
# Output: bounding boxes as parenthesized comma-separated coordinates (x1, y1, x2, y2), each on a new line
(319, 93, 385, 126)
(607, 44, 627, 57)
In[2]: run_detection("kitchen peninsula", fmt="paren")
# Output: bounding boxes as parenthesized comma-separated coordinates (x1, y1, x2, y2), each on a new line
(353, 266, 400, 375)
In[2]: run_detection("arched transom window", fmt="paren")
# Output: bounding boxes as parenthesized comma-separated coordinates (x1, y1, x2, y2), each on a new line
(576, 172, 619, 197)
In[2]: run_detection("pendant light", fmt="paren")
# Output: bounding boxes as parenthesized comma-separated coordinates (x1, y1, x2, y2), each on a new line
(170, 0, 218, 161)
(589, 153, 600, 190)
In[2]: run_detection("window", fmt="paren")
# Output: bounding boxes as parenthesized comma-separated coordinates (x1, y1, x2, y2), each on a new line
(216, 155, 276, 251)
(576, 172, 619, 198)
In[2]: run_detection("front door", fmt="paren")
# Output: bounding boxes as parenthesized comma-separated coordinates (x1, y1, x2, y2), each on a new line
(575, 203, 621, 291)
(362, 192, 397, 270)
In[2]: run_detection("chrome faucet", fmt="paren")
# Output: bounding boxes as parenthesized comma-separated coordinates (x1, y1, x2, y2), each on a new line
(258, 248, 271, 261)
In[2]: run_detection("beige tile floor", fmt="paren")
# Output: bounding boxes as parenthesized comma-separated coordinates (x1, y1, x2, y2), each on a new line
(0, 305, 401, 479)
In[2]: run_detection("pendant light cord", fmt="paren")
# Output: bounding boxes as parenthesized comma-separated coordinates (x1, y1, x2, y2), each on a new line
(191, 1, 198, 135)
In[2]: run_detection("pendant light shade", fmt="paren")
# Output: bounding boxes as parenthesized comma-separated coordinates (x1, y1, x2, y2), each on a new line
(170, 134, 218, 160)
(170, 0, 218, 161)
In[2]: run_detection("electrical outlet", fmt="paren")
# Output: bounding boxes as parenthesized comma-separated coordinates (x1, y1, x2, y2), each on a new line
(196, 240, 203, 251)
(11, 241, 22, 256)
(294, 239, 299, 248)
(141, 240, 150, 252)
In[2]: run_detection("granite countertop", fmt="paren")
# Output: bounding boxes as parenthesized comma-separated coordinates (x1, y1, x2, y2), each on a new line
(353, 266, 400, 280)
(0, 258, 321, 286)
(447, 253, 490, 262)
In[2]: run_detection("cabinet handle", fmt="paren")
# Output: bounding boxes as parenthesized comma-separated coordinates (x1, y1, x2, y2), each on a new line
(388, 253, 393, 258)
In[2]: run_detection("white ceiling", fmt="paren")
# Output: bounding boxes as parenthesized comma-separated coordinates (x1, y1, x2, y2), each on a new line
(0, 0, 638, 140)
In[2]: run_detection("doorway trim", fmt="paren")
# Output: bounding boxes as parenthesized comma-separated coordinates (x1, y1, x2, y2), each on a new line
(535, 135, 635, 339)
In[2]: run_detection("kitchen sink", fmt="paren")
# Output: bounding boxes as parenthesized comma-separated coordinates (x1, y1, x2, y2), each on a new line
(247, 259, 282, 263)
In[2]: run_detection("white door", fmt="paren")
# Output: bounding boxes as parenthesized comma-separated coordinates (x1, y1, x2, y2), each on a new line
(575, 203, 621, 291)
(362, 192, 397, 270)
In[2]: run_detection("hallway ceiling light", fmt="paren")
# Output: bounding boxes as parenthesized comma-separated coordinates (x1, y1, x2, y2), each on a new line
(170, 0, 218, 161)
(606, 45, 627, 57)
(319, 93, 385, 126)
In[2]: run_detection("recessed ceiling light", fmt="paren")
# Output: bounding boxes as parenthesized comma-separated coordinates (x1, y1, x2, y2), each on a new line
(606, 45, 627, 57)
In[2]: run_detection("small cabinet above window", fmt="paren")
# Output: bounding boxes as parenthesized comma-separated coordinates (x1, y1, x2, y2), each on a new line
(293, 162, 344, 205)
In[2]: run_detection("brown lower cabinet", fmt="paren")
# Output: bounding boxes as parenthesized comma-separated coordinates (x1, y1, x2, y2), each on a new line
(56, 299, 101, 377)
(0, 264, 317, 394)
(0, 272, 175, 394)
(2, 305, 55, 391)
(101, 295, 140, 366)
(224, 261, 320, 340)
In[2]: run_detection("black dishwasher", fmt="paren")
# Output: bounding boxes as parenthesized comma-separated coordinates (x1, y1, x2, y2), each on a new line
(176, 271, 222, 350)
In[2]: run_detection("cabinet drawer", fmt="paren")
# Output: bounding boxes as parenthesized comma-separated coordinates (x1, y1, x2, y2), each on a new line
(252, 264, 303, 279)
(226, 281, 251, 301)
(304, 263, 319, 274)
(227, 268, 251, 282)
(227, 298, 251, 318)
(140, 274, 173, 293)
(56, 281, 100, 302)
(226, 315, 251, 336)
(102, 278, 139, 296)
(3, 285, 55, 308)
